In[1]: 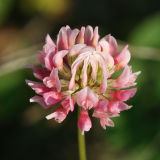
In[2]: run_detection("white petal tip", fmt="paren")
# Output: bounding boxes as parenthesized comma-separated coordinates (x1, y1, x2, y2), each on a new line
(29, 98, 34, 103)
(46, 113, 55, 120)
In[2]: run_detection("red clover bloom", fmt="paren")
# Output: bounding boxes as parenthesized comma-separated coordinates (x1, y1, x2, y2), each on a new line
(26, 26, 141, 134)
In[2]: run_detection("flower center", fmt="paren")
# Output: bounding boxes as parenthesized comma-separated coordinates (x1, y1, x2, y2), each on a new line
(67, 46, 109, 95)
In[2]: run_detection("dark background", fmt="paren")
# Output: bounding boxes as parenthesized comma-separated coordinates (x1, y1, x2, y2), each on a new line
(0, 0, 160, 160)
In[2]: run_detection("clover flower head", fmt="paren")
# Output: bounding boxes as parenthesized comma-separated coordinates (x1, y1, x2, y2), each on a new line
(26, 25, 141, 134)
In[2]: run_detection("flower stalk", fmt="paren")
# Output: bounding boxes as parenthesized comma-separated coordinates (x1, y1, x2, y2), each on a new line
(78, 107, 87, 160)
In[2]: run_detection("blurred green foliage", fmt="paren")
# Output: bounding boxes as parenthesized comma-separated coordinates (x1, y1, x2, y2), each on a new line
(21, 0, 71, 19)
(129, 13, 160, 48)
(0, 0, 14, 24)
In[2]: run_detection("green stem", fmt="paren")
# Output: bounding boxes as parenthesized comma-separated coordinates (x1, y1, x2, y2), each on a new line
(78, 108, 87, 160)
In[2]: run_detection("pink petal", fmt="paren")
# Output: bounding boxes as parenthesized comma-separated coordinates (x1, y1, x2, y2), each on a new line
(115, 65, 131, 88)
(99, 69, 107, 94)
(25, 65, 50, 80)
(77, 27, 85, 44)
(42, 35, 57, 70)
(91, 26, 99, 48)
(44, 34, 56, 54)
(99, 38, 109, 52)
(114, 45, 131, 70)
(106, 34, 118, 56)
(112, 66, 141, 89)
(57, 27, 69, 50)
(95, 43, 102, 52)
(76, 87, 98, 110)
(84, 26, 93, 45)
(43, 91, 62, 106)
(82, 57, 89, 87)
(30, 96, 51, 108)
(69, 53, 85, 90)
(38, 51, 45, 64)
(99, 34, 117, 55)
(92, 108, 118, 129)
(96, 54, 108, 94)
(43, 68, 61, 92)
(68, 44, 86, 57)
(78, 46, 95, 54)
(26, 80, 50, 95)
(94, 99, 108, 112)
(46, 106, 68, 123)
(93, 111, 119, 119)
(127, 71, 141, 87)
(99, 52, 114, 67)
(44, 51, 55, 70)
(68, 29, 79, 48)
(68, 69, 77, 90)
(61, 95, 74, 112)
(108, 101, 120, 113)
(53, 50, 68, 69)
(108, 101, 132, 113)
(100, 118, 114, 129)
(90, 56, 98, 80)
(78, 110, 92, 135)
(113, 88, 137, 101)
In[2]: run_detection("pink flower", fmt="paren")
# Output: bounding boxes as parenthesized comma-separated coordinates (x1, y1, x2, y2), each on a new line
(46, 106, 68, 123)
(26, 65, 50, 80)
(114, 45, 131, 71)
(109, 65, 141, 89)
(26, 80, 51, 95)
(111, 88, 137, 101)
(61, 95, 74, 112)
(94, 99, 108, 112)
(107, 101, 131, 113)
(78, 110, 92, 135)
(43, 68, 61, 92)
(76, 87, 98, 110)
(26, 25, 141, 134)
(30, 96, 51, 109)
(93, 99, 119, 129)
(99, 34, 117, 56)
(43, 91, 62, 106)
